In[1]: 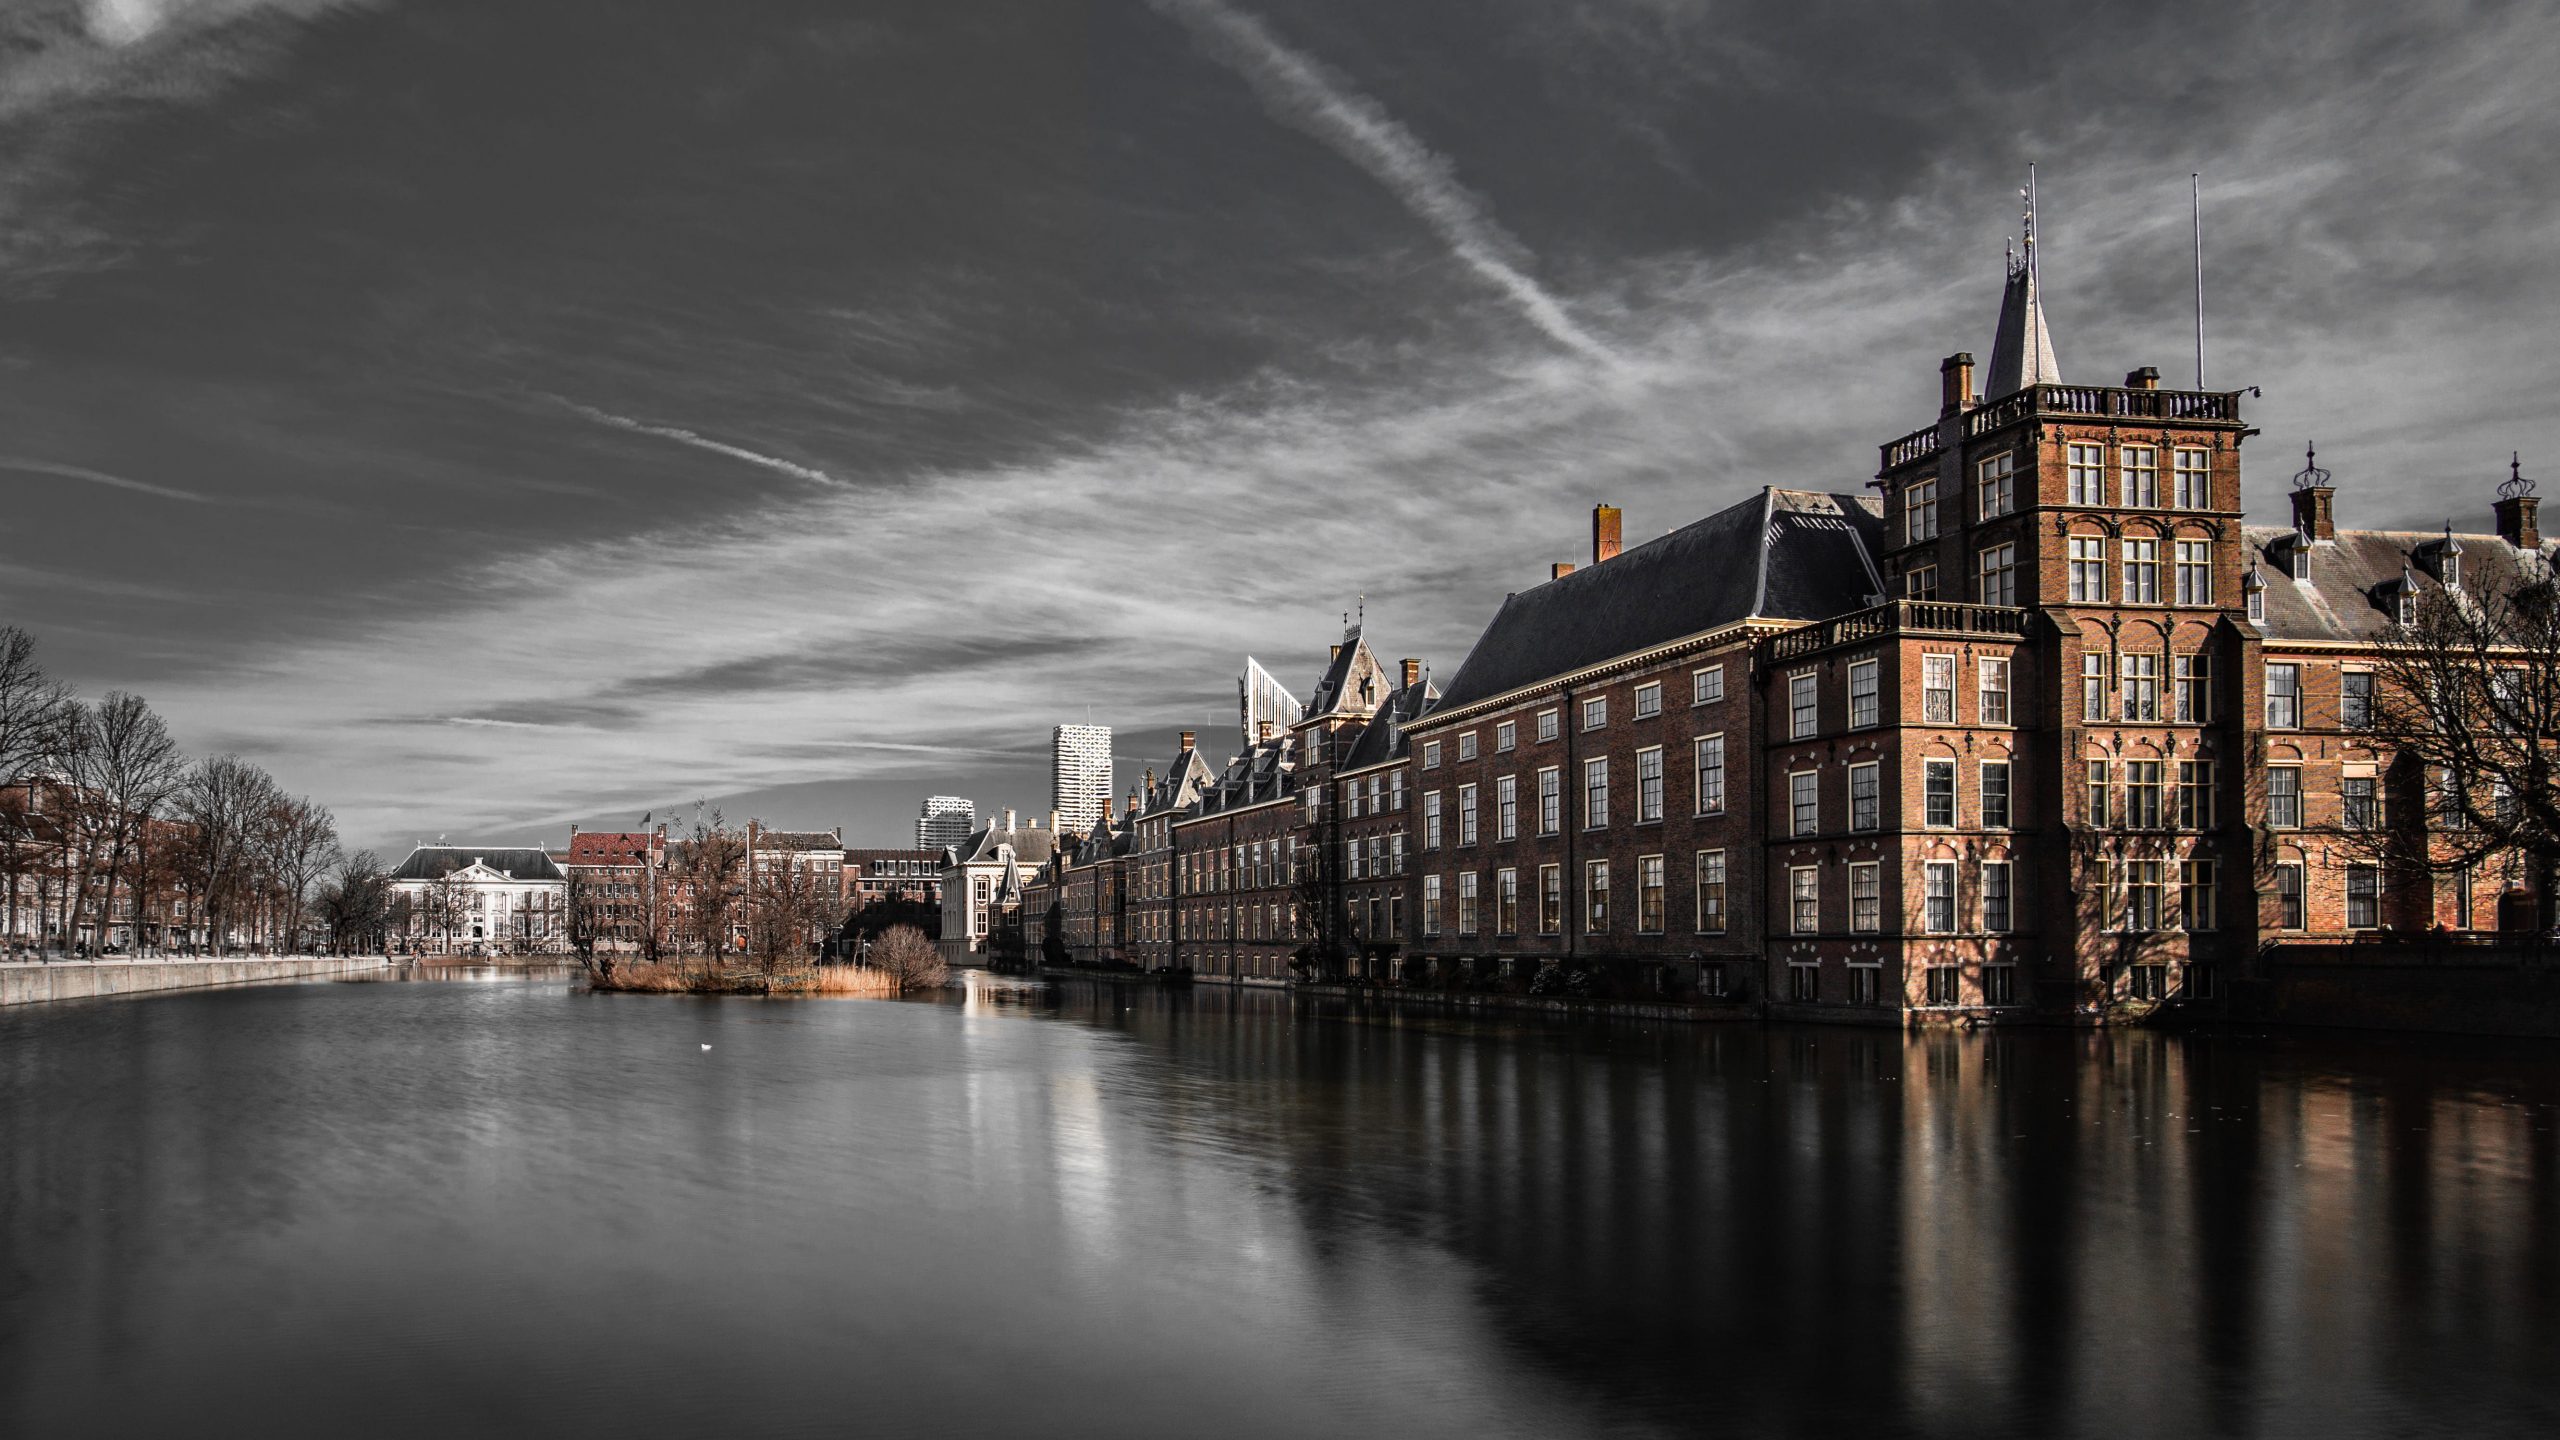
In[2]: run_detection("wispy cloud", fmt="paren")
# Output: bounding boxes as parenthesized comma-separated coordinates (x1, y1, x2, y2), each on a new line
(1147, 0, 1623, 368)
(0, 455, 209, 503)
(544, 395, 844, 488)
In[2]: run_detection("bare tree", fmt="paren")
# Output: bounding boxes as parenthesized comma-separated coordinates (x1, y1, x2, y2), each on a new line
(565, 867, 607, 969)
(58, 693, 187, 954)
(0, 630, 70, 949)
(670, 808, 747, 964)
(176, 756, 281, 955)
(259, 796, 339, 955)
(865, 924, 947, 991)
(319, 849, 391, 955)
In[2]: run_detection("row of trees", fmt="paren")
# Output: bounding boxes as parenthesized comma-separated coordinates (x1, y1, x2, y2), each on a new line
(564, 809, 859, 976)
(0, 627, 370, 956)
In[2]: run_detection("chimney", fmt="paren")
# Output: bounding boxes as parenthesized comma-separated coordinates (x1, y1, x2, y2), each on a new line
(1103, 795, 1115, 820)
(1592, 504, 1622, 565)
(1549, 562, 1575, 581)
(1330, 644, 1343, 663)
(1257, 720, 1273, 742)
(1179, 730, 1196, 751)
(1940, 352, 1975, 414)
(2125, 366, 2161, 390)
(1401, 658, 1421, 686)
(2495, 453, 2541, 550)
(1003, 808, 1017, 832)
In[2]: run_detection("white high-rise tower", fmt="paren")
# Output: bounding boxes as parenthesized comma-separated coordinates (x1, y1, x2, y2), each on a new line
(1051, 725, 1112, 834)
(917, 795, 975, 851)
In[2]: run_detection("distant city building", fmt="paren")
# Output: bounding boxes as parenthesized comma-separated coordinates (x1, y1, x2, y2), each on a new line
(1237, 656, 1304, 752)
(1051, 724, 1112, 835)
(916, 795, 975, 851)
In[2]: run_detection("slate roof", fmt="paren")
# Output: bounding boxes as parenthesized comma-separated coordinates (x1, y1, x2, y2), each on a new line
(1337, 672, 1438, 771)
(564, 832, 658, 866)
(752, 829, 843, 851)
(1433, 488, 1887, 713)
(390, 847, 565, 883)
(947, 824, 1059, 868)
(1140, 743, 1217, 819)
(1193, 733, 1297, 817)
(2246, 525, 2555, 643)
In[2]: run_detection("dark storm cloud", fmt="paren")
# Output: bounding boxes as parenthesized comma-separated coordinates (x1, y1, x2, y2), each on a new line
(0, 0, 2552, 849)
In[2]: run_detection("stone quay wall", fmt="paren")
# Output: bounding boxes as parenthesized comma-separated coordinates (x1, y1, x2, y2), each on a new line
(1, 955, 391, 1007)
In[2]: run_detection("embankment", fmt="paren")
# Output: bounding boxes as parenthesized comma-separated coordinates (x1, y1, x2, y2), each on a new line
(1, 955, 390, 1007)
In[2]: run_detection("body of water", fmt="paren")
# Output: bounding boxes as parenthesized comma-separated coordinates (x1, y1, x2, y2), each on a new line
(2, 974, 2556, 1438)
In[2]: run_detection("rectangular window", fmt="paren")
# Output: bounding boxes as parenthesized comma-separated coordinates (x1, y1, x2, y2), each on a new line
(1922, 653, 1956, 724)
(2122, 652, 2160, 721)
(1423, 875, 1443, 936)
(1983, 862, 2013, 932)
(1692, 667, 1724, 706)
(1634, 682, 1662, 720)
(1424, 791, 1443, 850)
(1848, 658, 1880, 729)
(2126, 859, 2164, 931)
(1583, 758, 1609, 829)
(1923, 862, 1957, 933)
(2182, 858, 2218, 932)
(1391, 833, 1404, 875)
(1346, 837, 1363, 880)
(1700, 964, 1727, 998)
(2069, 442, 2105, 505)
(1494, 720, 1516, 753)
(1457, 872, 1479, 936)
(2122, 444, 2160, 507)
(1979, 542, 2017, 607)
(1458, 783, 1479, 846)
(1391, 771, 1405, 811)
(1978, 656, 2010, 725)
(2268, 767, 2302, 829)
(2277, 863, 2305, 929)
(1581, 696, 1607, 731)
(1849, 762, 1881, 832)
(1850, 862, 1881, 933)
(2130, 964, 2169, 1001)
(2069, 535, 2106, 602)
(2341, 671, 2374, 730)
(1906, 477, 1939, 543)
(2266, 663, 2301, 728)
(1791, 866, 1821, 935)
(2174, 447, 2211, 509)
(1537, 766, 1561, 835)
(2122, 538, 2160, 603)
(1422, 739, 1442, 770)
(2346, 865, 2381, 929)
(1637, 855, 1665, 933)
(1924, 759, 1956, 828)
(1536, 709, 1558, 743)
(2454, 864, 2475, 931)
(1790, 672, 1820, 738)
(1458, 732, 1479, 762)
(1496, 774, 1519, 841)
(1790, 769, 1821, 836)
(2174, 652, 2214, 723)
(1634, 747, 1665, 823)
(1984, 966, 2017, 1006)
(1496, 868, 1518, 935)
(1693, 736, 1725, 815)
(1539, 864, 1562, 934)
(1926, 967, 1959, 1006)
(2175, 539, 2214, 605)
(2343, 775, 2379, 830)
(1906, 564, 1939, 601)
(2087, 759, 2111, 828)
(1977, 450, 2016, 518)
(1346, 782, 1363, 820)
(1695, 851, 1726, 933)
(1586, 861, 1610, 932)
(1792, 965, 1820, 1004)
(2083, 651, 2109, 722)
(2126, 761, 2164, 829)
(1981, 761, 2011, 830)
(2177, 760, 2216, 830)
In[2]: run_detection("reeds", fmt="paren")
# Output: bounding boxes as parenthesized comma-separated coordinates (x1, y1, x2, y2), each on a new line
(585, 961, 906, 997)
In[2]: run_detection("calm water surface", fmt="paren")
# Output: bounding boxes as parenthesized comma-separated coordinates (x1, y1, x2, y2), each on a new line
(3, 975, 2558, 1439)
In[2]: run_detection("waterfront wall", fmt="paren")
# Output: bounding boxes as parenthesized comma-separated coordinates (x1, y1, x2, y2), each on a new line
(0, 955, 390, 1007)
(2233, 941, 2560, 1038)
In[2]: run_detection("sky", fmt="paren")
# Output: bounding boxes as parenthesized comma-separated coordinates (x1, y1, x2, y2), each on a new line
(1, 0, 2555, 856)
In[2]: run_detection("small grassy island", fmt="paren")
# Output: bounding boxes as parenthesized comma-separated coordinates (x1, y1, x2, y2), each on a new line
(584, 925, 947, 997)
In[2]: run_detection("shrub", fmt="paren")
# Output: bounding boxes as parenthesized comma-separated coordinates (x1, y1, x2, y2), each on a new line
(866, 925, 948, 992)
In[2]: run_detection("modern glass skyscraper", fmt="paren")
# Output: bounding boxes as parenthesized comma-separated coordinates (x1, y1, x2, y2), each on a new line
(1051, 725, 1112, 834)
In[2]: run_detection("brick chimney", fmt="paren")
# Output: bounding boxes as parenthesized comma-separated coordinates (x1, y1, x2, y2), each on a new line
(1549, 562, 1574, 581)
(1179, 730, 1195, 751)
(2495, 453, 2541, 550)
(1401, 658, 1421, 686)
(1940, 352, 1974, 414)
(1592, 504, 1622, 565)
(1003, 808, 1016, 831)
(1256, 721, 1272, 742)
(2125, 366, 2160, 390)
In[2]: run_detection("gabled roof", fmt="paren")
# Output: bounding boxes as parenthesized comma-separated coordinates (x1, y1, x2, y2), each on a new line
(948, 824, 1059, 868)
(565, 831, 659, 865)
(753, 829, 842, 852)
(2246, 525, 2553, 643)
(1303, 625, 1391, 719)
(1140, 743, 1218, 819)
(1338, 671, 1437, 771)
(1433, 488, 1886, 714)
(390, 847, 565, 883)
(1985, 243, 2061, 398)
(1192, 733, 1296, 817)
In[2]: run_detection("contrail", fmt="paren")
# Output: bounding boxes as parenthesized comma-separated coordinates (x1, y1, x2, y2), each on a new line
(0, 456, 209, 503)
(546, 396, 841, 487)
(1148, 0, 1621, 367)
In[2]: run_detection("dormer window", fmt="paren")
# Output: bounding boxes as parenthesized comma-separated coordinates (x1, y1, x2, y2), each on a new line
(2242, 564, 2266, 623)
(2396, 583, 2419, 627)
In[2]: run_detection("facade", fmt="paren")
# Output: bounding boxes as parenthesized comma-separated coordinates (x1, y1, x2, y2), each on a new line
(1122, 733, 1215, 971)
(843, 848, 942, 913)
(1052, 725, 1112, 835)
(916, 795, 976, 853)
(388, 846, 568, 955)
(559, 827, 666, 954)
(937, 812, 1058, 965)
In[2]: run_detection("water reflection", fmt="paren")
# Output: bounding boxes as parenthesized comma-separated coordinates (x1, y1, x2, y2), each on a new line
(1, 978, 2555, 1438)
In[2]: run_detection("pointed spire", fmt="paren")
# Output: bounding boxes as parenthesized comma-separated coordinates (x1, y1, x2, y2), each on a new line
(1985, 168, 2062, 397)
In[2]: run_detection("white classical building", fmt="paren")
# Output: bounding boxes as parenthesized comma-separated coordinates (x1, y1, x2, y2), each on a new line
(938, 811, 1057, 966)
(387, 846, 568, 956)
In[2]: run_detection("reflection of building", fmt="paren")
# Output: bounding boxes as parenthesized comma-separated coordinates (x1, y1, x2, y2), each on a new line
(388, 846, 567, 955)
(916, 795, 975, 852)
(1052, 725, 1112, 835)
(938, 810, 1058, 965)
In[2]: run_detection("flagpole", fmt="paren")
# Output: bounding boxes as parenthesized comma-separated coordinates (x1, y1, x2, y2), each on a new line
(2192, 173, 2206, 390)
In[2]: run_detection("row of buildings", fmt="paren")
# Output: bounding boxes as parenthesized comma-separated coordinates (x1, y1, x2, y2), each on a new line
(998, 223, 2557, 1024)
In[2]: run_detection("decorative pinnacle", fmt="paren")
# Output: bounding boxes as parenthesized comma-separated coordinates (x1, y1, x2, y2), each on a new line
(2291, 441, 2333, 492)
(2501, 451, 2537, 501)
